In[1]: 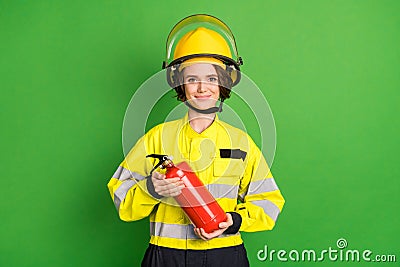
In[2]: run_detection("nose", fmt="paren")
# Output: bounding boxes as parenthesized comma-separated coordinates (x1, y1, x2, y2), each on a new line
(196, 81, 207, 92)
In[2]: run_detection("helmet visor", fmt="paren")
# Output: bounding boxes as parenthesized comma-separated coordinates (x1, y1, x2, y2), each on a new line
(164, 14, 241, 69)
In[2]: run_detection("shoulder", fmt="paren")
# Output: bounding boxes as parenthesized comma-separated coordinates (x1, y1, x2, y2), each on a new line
(144, 118, 183, 138)
(217, 120, 255, 143)
(217, 120, 261, 158)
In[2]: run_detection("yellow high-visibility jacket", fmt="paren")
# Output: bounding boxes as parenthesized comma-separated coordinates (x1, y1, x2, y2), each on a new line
(107, 114, 285, 250)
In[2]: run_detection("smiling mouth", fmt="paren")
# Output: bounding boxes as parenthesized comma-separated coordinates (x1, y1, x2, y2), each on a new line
(194, 95, 212, 99)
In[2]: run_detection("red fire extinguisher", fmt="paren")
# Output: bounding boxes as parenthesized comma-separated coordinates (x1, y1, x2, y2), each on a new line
(146, 154, 227, 233)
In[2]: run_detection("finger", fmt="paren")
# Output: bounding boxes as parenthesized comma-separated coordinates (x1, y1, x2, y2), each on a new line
(157, 187, 180, 197)
(166, 177, 182, 183)
(194, 228, 208, 241)
(156, 184, 184, 197)
(153, 179, 183, 189)
(194, 227, 200, 236)
(169, 188, 184, 197)
(200, 228, 216, 239)
(153, 176, 181, 185)
(155, 181, 184, 192)
(153, 179, 171, 187)
(152, 172, 166, 180)
(194, 228, 207, 240)
(193, 228, 200, 237)
(204, 228, 226, 240)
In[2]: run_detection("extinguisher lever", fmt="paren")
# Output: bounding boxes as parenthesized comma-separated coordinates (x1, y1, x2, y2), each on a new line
(146, 154, 171, 174)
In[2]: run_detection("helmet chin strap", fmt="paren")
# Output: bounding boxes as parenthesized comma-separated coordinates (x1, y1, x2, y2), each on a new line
(184, 100, 224, 114)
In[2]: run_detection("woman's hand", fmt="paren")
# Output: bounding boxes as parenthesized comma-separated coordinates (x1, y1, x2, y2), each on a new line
(151, 171, 184, 197)
(193, 213, 233, 240)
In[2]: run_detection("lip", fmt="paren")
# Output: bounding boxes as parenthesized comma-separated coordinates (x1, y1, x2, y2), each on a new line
(194, 95, 212, 99)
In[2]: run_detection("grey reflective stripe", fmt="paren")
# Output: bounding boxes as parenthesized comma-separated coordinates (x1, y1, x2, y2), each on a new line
(150, 222, 239, 240)
(248, 178, 278, 195)
(112, 166, 124, 179)
(207, 184, 238, 199)
(114, 180, 137, 210)
(251, 199, 280, 222)
(112, 166, 145, 181)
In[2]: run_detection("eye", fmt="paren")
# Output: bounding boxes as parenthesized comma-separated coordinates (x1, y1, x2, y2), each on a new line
(209, 77, 218, 83)
(187, 77, 197, 83)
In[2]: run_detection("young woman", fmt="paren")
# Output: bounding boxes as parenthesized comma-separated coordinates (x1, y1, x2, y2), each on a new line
(108, 14, 285, 267)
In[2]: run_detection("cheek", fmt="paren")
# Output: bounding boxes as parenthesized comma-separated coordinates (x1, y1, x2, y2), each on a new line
(186, 86, 195, 94)
(213, 87, 220, 98)
(184, 85, 195, 99)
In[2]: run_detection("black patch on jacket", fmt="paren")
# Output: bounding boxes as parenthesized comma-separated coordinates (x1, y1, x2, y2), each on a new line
(219, 149, 247, 161)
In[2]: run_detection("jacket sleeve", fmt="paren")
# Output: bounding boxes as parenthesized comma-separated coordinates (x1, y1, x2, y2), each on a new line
(235, 138, 285, 232)
(107, 133, 161, 222)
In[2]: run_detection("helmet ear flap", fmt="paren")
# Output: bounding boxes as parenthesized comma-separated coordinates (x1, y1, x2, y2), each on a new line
(225, 64, 234, 84)
(226, 64, 240, 86)
(168, 65, 186, 101)
(167, 65, 180, 88)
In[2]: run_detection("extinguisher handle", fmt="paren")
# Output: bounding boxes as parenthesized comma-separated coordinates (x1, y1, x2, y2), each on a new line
(146, 154, 173, 174)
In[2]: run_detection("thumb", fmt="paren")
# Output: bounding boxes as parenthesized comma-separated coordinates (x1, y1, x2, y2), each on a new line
(219, 213, 233, 228)
(219, 222, 229, 229)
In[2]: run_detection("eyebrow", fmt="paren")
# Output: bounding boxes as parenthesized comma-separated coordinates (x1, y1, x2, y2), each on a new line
(184, 74, 218, 78)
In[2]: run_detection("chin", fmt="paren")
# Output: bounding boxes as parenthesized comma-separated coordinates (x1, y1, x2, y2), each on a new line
(190, 99, 217, 109)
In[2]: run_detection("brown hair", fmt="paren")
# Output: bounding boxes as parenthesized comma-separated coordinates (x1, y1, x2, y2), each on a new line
(173, 64, 233, 102)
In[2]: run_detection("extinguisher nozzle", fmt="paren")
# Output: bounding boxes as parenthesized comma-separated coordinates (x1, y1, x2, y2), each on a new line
(146, 154, 173, 174)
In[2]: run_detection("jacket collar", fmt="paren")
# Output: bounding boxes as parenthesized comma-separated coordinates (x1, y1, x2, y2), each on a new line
(180, 112, 219, 139)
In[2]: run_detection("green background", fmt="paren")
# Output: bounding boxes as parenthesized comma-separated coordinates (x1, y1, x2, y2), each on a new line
(1, 0, 399, 266)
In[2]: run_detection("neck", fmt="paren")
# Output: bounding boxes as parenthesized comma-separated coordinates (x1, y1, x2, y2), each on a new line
(188, 109, 216, 134)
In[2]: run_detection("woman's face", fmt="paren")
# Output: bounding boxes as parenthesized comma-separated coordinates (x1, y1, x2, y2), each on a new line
(182, 63, 220, 110)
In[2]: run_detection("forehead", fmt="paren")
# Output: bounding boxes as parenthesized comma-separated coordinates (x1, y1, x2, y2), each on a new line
(183, 63, 217, 76)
